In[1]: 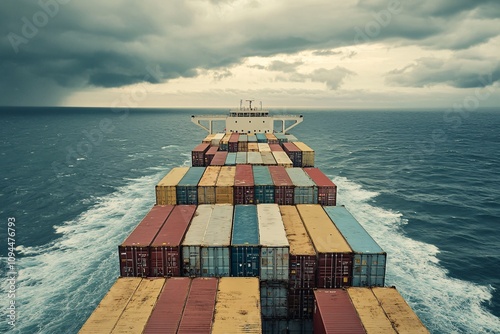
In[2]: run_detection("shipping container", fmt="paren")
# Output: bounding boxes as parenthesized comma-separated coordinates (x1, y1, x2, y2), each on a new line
(256, 133, 268, 143)
(176, 167, 206, 205)
(182, 205, 214, 277)
(215, 166, 236, 204)
(283, 142, 303, 167)
(111, 278, 166, 334)
(211, 132, 225, 147)
(269, 166, 294, 205)
(143, 277, 191, 334)
(228, 133, 240, 152)
(262, 319, 289, 334)
(293, 142, 315, 167)
(303, 168, 337, 206)
(285, 134, 298, 142)
(288, 288, 315, 320)
(225, 152, 237, 166)
(150, 205, 197, 277)
(220, 133, 231, 151)
(286, 168, 318, 204)
(204, 146, 219, 166)
(253, 166, 275, 204)
(236, 151, 247, 164)
(79, 278, 142, 333)
(212, 278, 262, 334)
(202, 204, 233, 277)
(192, 143, 210, 167)
(247, 151, 263, 165)
(234, 164, 255, 204)
(231, 205, 260, 277)
(296, 205, 353, 288)
(272, 151, 293, 168)
(324, 206, 386, 287)
(258, 143, 271, 152)
(238, 134, 248, 152)
(248, 142, 259, 152)
(202, 134, 216, 144)
(274, 133, 288, 143)
(119, 205, 174, 277)
(156, 167, 189, 205)
(287, 319, 313, 334)
(372, 287, 430, 333)
(248, 134, 258, 143)
(261, 152, 277, 166)
(346, 288, 397, 334)
(260, 281, 288, 318)
(279, 205, 316, 289)
(269, 143, 284, 152)
(198, 167, 221, 204)
(265, 133, 279, 144)
(313, 289, 365, 334)
(177, 278, 218, 334)
(209, 151, 228, 166)
(257, 204, 289, 281)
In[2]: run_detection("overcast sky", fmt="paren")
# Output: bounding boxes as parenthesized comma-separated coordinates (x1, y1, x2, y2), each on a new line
(1, 0, 499, 108)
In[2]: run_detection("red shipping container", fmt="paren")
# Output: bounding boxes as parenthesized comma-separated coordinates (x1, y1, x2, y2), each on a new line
(303, 168, 337, 206)
(269, 166, 294, 205)
(143, 277, 191, 334)
(150, 205, 197, 277)
(288, 288, 314, 319)
(177, 278, 218, 334)
(204, 146, 219, 166)
(210, 151, 228, 166)
(228, 133, 239, 152)
(119, 205, 174, 277)
(234, 164, 255, 204)
(192, 143, 210, 167)
(269, 143, 284, 152)
(282, 143, 302, 167)
(317, 253, 353, 288)
(313, 289, 365, 334)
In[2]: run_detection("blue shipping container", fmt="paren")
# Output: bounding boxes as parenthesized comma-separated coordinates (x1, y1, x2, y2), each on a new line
(323, 206, 386, 287)
(225, 152, 237, 166)
(256, 133, 268, 143)
(260, 281, 288, 318)
(253, 166, 275, 204)
(231, 205, 260, 277)
(286, 168, 318, 204)
(274, 133, 288, 143)
(176, 167, 206, 204)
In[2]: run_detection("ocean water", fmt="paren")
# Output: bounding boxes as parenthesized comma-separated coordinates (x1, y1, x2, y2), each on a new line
(0, 107, 499, 334)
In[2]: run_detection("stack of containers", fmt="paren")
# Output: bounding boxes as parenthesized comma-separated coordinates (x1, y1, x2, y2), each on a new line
(247, 151, 263, 165)
(257, 204, 289, 321)
(150, 205, 197, 277)
(228, 133, 239, 152)
(234, 164, 255, 204)
(253, 166, 275, 204)
(192, 143, 210, 167)
(238, 134, 248, 152)
(215, 166, 236, 204)
(211, 133, 225, 147)
(265, 133, 279, 144)
(202, 204, 233, 277)
(202, 134, 215, 144)
(219, 133, 231, 151)
(204, 146, 219, 166)
(274, 133, 288, 144)
(119, 205, 174, 277)
(256, 133, 267, 143)
(269, 166, 294, 205)
(297, 204, 353, 288)
(324, 206, 386, 287)
(231, 205, 260, 277)
(294, 142, 315, 167)
(224, 152, 237, 166)
(197, 166, 221, 204)
(156, 167, 189, 205)
(303, 168, 337, 206)
(261, 152, 276, 165)
(176, 167, 206, 205)
(209, 151, 228, 166)
(283, 142, 302, 167)
(272, 151, 293, 168)
(286, 168, 318, 204)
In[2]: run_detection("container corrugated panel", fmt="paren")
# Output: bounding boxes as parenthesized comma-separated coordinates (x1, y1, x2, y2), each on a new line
(215, 166, 236, 204)
(211, 132, 225, 147)
(257, 204, 289, 281)
(283, 142, 303, 167)
(272, 151, 293, 168)
(296, 205, 353, 288)
(269, 166, 294, 205)
(156, 167, 189, 205)
(252, 166, 275, 204)
(303, 168, 337, 206)
(111, 278, 166, 334)
(285, 134, 298, 142)
(202, 134, 216, 144)
(198, 167, 221, 204)
(210, 151, 228, 166)
(313, 289, 365, 334)
(260, 152, 276, 166)
(372, 287, 430, 334)
(256, 133, 268, 143)
(260, 281, 288, 318)
(269, 143, 284, 152)
(177, 278, 218, 334)
(265, 133, 279, 144)
(119, 205, 174, 277)
(274, 133, 288, 143)
(224, 152, 237, 166)
(176, 167, 206, 205)
(248, 142, 259, 152)
(293, 142, 315, 167)
(202, 204, 233, 277)
(279, 205, 316, 289)
(247, 152, 264, 165)
(192, 142, 210, 167)
(204, 146, 219, 166)
(346, 288, 397, 334)
(150, 205, 197, 277)
(143, 277, 191, 334)
(212, 278, 262, 334)
(79, 278, 142, 333)
(231, 205, 260, 277)
(324, 206, 386, 287)
(248, 134, 258, 143)
(288, 319, 313, 334)
(182, 205, 214, 277)
(262, 319, 289, 334)
(236, 151, 247, 164)
(220, 133, 231, 151)
(238, 135, 248, 152)
(228, 133, 239, 152)
(234, 164, 255, 204)
(258, 143, 271, 152)
(286, 168, 318, 204)
(288, 288, 315, 319)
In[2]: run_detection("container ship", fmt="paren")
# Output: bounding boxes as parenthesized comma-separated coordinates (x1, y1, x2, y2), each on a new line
(79, 101, 429, 334)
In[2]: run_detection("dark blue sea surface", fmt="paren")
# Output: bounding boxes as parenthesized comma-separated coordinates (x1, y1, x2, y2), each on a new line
(0, 107, 499, 333)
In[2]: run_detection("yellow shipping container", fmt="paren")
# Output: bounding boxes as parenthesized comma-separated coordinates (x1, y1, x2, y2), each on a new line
(272, 151, 293, 168)
(347, 288, 397, 334)
(198, 166, 221, 204)
(155, 167, 189, 205)
(248, 143, 259, 152)
(280, 206, 316, 256)
(215, 166, 236, 204)
(265, 133, 278, 144)
(258, 143, 271, 152)
(202, 134, 216, 144)
(212, 278, 262, 334)
(293, 142, 315, 167)
(79, 278, 142, 334)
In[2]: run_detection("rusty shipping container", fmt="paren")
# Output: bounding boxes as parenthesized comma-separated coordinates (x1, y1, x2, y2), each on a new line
(204, 146, 219, 166)
(286, 168, 318, 204)
(293, 142, 315, 167)
(192, 142, 210, 167)
(234, 164, 255, 204)
(177, 278, 218, 334)
(198, 167, 221, 204)
(303, 168, 337, 206)
(119, 205, 174, 277)
(176, 167, 205, 205)
(269, 143, 284, 152)
(297, 204, 353, 288)
(269, 166, 294, 205)
(228, 133, 239, 152)
(215, 166, 236, 204)
(156, 167, 189, 205)
(202, 204, 233, 277)
(283, 142, 303, 167)
(238, 134, 248, 152)
(210, 151, 228, 166)
(150, 205, 197, 277)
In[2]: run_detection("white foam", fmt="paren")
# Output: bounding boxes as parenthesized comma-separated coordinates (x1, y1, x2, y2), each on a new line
(334, 176, 500, 333)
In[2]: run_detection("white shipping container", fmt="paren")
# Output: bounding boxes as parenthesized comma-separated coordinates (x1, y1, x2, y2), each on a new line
(181, 205, 213, 276)
(272, 151, 293, 168)
(211, 133, 225, 146)
(258, 143, 271, 152)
